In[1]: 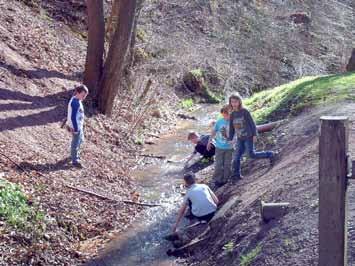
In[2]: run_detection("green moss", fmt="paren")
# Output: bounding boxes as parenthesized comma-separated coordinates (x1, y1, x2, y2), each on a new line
(240, 245, 262, 266)
(202, 87, 223, 103)
(245, 72, 355, 123)
(137, 28, 147, 42)
(180, 98, 194, 110)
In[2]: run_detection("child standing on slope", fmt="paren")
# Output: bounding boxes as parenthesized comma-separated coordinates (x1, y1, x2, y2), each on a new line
(67, 85, 89, 168)
(228, 94, 276, 179)
(207, 105, 234, 187)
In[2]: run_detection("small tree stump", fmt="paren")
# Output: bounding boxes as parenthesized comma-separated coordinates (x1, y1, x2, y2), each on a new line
(260, 201, 290, 222)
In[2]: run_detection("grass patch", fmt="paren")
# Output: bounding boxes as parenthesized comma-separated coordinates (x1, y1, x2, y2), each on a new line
(0, 179, 44, 230)
(245, 72, 355, 123)
(134, 136, 144, 145)
(190, 68, 204, 78)
(136, 28, 147, 42)
(180, 98, 194, 110)
(222, 241, 235, 253)
(240, 245, 262, 266)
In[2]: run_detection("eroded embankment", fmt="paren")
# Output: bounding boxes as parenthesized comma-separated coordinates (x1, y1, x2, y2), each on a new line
(173, 102, 355, 266)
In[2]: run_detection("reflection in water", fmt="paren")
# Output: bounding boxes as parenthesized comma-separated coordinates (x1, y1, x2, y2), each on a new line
(87, 105, 219, 266)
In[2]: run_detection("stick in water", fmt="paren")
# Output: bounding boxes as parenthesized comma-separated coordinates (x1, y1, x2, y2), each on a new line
(65, 184, 162, 207)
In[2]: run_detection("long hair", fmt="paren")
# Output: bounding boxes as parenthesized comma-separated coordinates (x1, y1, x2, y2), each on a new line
(229, 94, 243, 110)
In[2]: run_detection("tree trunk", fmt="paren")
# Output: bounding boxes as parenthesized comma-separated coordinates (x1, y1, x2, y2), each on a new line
(84, 0, 105, 100)
(346, 48, 355, 72)
(105, 0, 120, 58)
(98, 0, 138, 115)
(129, 0, 145, 66)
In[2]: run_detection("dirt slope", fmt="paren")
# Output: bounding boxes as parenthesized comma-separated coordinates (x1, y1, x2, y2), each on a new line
(21, 1, 354, 101)
(178, 102, 355, 265)
(137, 0, 354, 96)
(0, 0, 146, 264)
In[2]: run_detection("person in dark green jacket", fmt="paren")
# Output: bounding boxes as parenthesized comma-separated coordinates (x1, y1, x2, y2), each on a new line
(228, 94, 276, 179)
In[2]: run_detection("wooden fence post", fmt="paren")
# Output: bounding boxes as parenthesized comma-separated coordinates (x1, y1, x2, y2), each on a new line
(319, 116, 349, 266)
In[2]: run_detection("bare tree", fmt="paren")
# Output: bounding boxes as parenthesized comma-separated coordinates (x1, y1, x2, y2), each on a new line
(84, 0, 105, 99)
(98, 0, 138, 115)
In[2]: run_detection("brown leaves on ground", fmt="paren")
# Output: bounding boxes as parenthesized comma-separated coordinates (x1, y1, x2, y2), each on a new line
(0, 1, 154, 265)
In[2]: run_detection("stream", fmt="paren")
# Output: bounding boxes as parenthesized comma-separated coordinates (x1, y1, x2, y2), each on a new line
(87, 105, 219, 266)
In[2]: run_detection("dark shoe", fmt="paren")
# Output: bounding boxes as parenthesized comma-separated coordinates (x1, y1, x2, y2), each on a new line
(215, 181, 227, 188)
(269, 152, 279, 166)
(73, 161, 83, 169)
(164, 233, 179, 241)
(231, 175, 243, 183)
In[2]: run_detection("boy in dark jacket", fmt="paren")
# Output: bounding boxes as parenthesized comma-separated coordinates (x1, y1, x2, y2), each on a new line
(229, 94, 276, 179)
(184, 132, 215, 168)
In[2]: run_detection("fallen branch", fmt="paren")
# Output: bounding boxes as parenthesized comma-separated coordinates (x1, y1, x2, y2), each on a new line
(167, 226, 211, 256)
(167, 237, 209, 256)
(144, 140, 156, 145)
(139, 154, 166, 159)
(146, 133, 160, 138)
(0, 151, 37, 178)
(65, 184, 161, 207)
(177, 113, 197, 120)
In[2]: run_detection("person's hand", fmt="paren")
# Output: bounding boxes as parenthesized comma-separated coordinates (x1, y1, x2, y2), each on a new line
(207, 142, 212, 151)
(253, 136, 257, 143)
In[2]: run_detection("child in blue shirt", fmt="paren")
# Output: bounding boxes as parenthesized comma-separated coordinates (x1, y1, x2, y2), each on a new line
(207, 105, 233, 187)
(66, 85, 89, 168)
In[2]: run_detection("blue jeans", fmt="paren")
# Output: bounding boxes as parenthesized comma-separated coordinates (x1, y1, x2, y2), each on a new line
(233, 138, 273, 177)
(71, 130, 84, 163)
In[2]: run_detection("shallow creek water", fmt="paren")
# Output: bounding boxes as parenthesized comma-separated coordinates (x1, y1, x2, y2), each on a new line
(89, 105, 219, 266)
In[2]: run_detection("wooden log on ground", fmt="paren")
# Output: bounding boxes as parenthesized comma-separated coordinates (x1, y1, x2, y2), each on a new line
(256, 120, 283, 133)
(319, 116, 348, 266)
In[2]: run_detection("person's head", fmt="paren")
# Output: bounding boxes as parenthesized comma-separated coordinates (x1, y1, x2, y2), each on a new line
(187, 132, 199, 144)
(220, 105, 231, 120)
(229, 94, 243, 110)
(183, 172, 196, 187)
(74, 85, 89, 101)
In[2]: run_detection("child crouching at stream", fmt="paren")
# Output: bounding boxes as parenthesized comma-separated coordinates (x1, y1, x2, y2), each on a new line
(172, 173, 218, 233)
(184, 132, 215, 168)
(207, 105, 234, 187)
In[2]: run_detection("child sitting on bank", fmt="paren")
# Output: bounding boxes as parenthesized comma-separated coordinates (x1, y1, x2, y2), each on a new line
(207, 105, 234, 187)
(184, 132, 215, 168)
